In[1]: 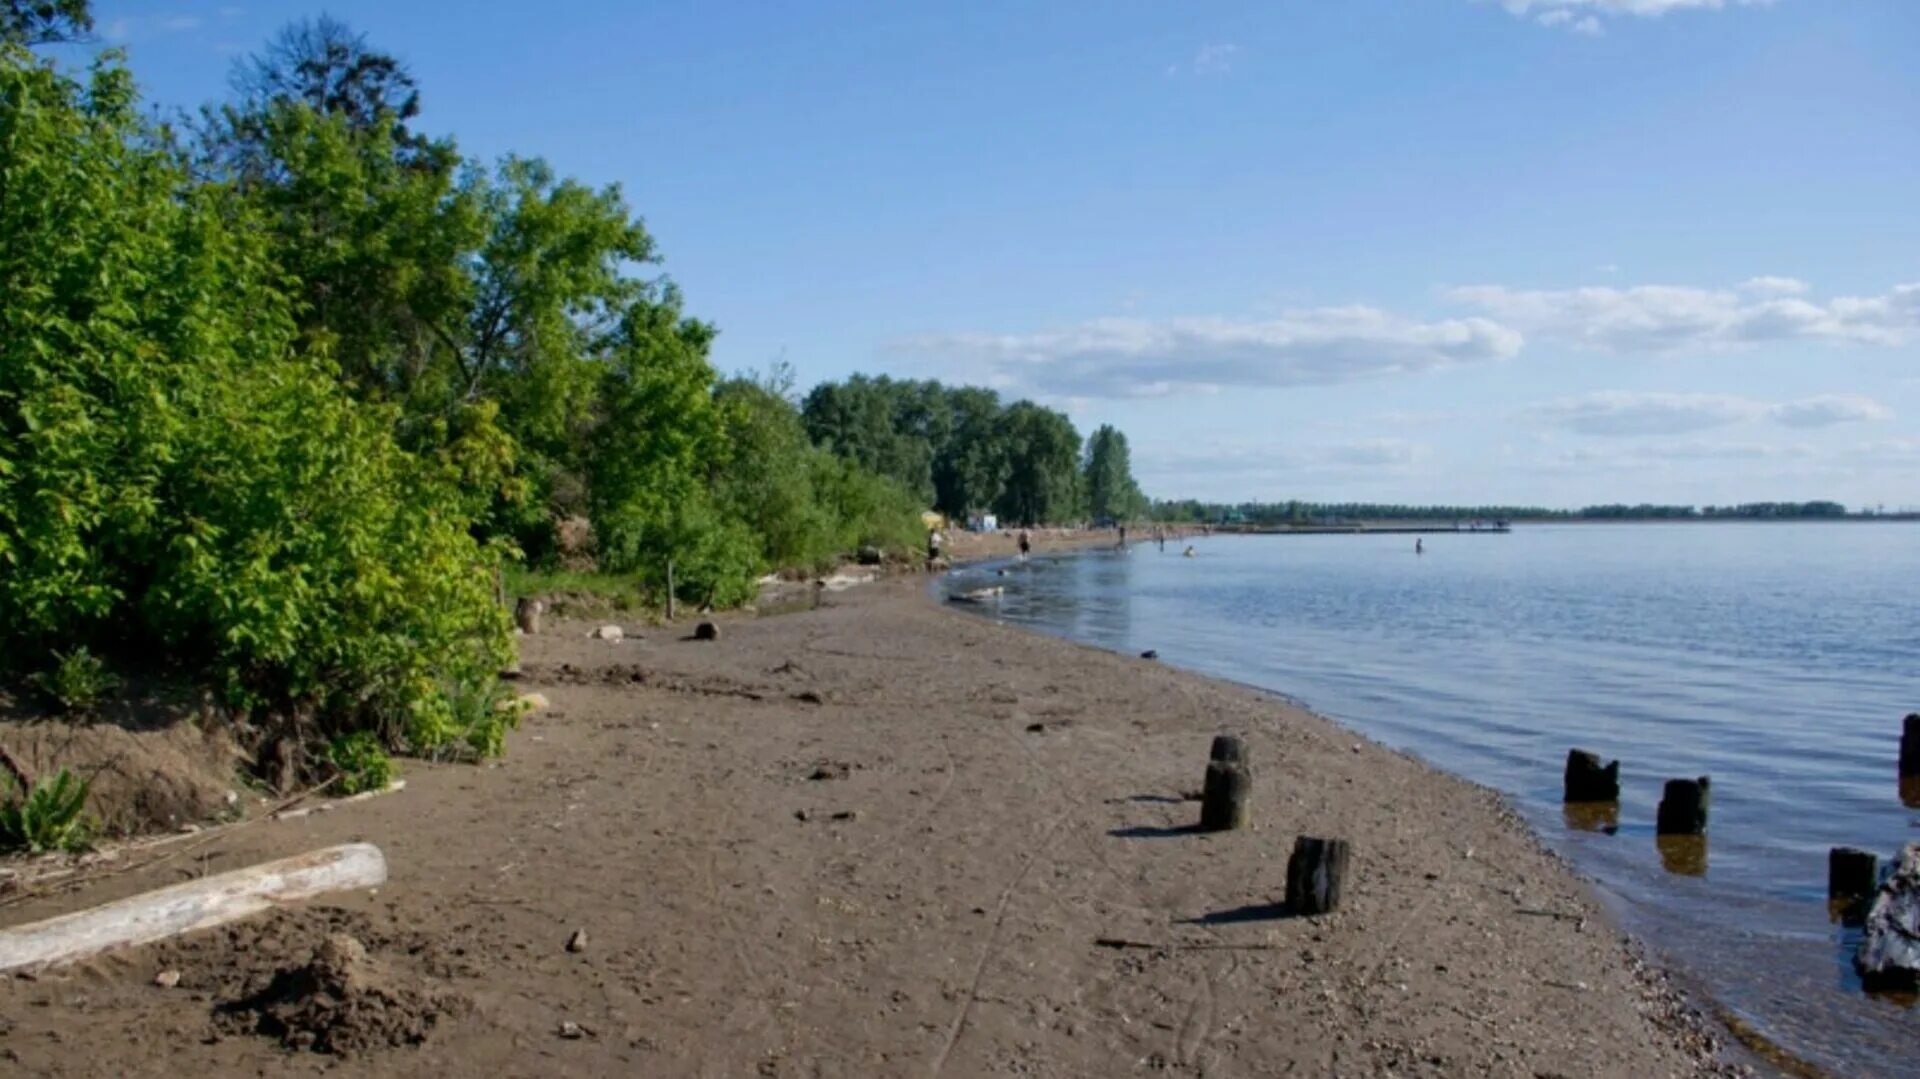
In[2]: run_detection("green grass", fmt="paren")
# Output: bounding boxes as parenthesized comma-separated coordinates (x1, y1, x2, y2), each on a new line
(505, 567, 647, 604)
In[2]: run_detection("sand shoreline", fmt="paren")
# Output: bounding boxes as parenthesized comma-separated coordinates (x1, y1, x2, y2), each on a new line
(0, 578, 1741, 1075)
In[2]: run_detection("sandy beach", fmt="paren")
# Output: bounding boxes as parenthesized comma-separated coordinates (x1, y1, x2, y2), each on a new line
(0, 577, 1737, 1076)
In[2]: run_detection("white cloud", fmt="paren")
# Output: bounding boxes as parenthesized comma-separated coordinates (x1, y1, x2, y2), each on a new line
(102, 13, 207, 41)
(1447, 281, 1920, 352)
(1741, 275, 1810, 297)
(1490, 0, 1777, 33)
(1771, 393, 1893, 428)
(1528, 390, 1892, 436)
(893, 308, 1523, 400)
(1528, 392, 1771, 435)
(1193, 43, 1240, 75)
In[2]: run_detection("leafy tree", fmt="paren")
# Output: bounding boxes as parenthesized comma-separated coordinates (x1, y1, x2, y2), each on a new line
(1083, 424, 1143, 522)
(0, 47, 512, 767)
(232, 16, 422, 143)
(995, 402, 1084, 526)
(933, 386, 1007, 518)
(2, 0, 90, 45)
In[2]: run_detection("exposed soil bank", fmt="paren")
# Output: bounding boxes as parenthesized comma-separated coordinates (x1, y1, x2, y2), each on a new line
(0, 580, 1739, 1075)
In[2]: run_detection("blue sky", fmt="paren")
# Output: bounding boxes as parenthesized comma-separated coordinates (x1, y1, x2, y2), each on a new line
(85, 0, 1920, 508)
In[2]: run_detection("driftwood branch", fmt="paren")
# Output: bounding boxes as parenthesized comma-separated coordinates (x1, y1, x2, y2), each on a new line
(0, 843, 388, 974)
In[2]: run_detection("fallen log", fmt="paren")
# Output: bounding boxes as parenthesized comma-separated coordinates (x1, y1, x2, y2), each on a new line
(0, 843, 387, 975)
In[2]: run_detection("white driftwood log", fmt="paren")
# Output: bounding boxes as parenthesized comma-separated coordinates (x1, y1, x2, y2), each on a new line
(0, 842, 387, 974)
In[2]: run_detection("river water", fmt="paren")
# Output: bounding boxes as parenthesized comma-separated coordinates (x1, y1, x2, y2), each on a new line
(946, 523, 1919, 1077)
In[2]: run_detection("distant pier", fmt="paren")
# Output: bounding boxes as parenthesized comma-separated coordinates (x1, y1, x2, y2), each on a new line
(1220, 522, 1512, 536)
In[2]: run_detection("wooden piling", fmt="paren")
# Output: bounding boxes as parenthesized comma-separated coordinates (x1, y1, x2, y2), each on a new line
(1655, 776, 1710, 836)
(514, 597, 542, 636)
(1198, 760, 1251, 832)
(1286, 836, 1350, 916)
(1901, 714, 1920, 778)
(1563, 749, 1620, 803)
(666, 559, 677, 622)
(1830, 847, 1879, 905)
(1209, 734, 1248, 767)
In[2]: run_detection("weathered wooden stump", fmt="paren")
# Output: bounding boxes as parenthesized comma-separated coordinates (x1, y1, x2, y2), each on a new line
(1286, 836, 1350, 916)
(1829, 846, 1879, 907)
(1857, 843, 1920, 992)
(1655, 776, 1710, 836)
(1563, 749, 1620, 803)
(1198, 760, 1251, 832)
(515, 597, 543, 635)
(693, 621, 720, 641)
(1209, 734, 1248, 767)
(1901, 714, 1920, 778)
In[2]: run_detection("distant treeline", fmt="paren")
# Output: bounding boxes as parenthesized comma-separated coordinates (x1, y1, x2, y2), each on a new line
(1150, 500, 1861, 524)
(802, 375, 1147, 526)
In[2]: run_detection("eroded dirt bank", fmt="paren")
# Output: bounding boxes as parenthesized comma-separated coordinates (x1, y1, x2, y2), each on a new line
(0, 580, 1737, 1076)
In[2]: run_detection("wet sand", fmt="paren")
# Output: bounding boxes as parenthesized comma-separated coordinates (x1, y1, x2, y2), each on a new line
(0, 579, 1738, 1075)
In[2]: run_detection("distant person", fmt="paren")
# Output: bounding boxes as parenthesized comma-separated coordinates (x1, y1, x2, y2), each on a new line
(1017, 529, 1031, 560)
(1156, 528, 1166, 552)
(1117, 524, 1127, 548)
(928, 527, 944, 563)
(1183, 545, 1197, 558)
(1415, 538, 1424, 555)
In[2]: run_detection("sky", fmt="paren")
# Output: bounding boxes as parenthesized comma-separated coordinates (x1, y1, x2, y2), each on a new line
(79, 0, 1920, 509)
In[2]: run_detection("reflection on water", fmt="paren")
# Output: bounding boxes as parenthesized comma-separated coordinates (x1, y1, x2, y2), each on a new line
(1562, 801, 1621, 835)
(951, 525, 1920, 1078)
(1658, 834, 1709, 877)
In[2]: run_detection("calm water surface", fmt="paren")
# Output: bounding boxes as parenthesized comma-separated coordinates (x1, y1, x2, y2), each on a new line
(949, 524, 1919, 1077)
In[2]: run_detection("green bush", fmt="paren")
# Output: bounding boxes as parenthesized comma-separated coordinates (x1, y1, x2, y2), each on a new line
(326, 732, 393, 795)
(29, 648, 117, 715)
(0, 769, 94, 854)
(0, 48, 510, 762)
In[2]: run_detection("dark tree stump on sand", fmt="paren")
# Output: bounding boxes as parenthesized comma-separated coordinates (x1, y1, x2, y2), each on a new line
(1830, 847, 1879, 906)
(1209, 734, 1248, 767)
(515, 597, 543, 636)
(1901, 714, 1920, 778)
(1563, 749, 1620, 803)
(1858, 843, 1920, 992)
(693, 621, 720, 641)
(1199, 761, 1250, 832)
(1655, 776, 1710, 836)
(1286, 836, 1350, 916)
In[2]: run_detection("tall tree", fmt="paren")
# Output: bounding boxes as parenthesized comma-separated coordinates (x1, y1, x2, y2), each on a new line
(996, 403, 1083, 526)
(232, 16, 422, 139)
(2, 0, 90, 45)
(1083, 424, 1143, 522)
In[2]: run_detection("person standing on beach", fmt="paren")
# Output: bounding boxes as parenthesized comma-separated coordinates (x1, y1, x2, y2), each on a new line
(928, 526, 944, 563)
(1017, 529, 1031, 560)
(1117, 524, 1127, 548)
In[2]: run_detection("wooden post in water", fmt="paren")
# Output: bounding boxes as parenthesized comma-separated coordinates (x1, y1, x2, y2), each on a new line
(666, 559, 677, 622)
(1286, 836, 1350, 916)
(1563, 749, 1620, 803)
(1830, 847, 1879, 905)
(1655, 776, 1710, 836)
(1199, 759, 1251, 832)
(1900, 714, 1920, 778)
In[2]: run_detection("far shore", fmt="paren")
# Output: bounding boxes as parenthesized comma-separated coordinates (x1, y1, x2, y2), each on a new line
(0, 576, 1737, 1075)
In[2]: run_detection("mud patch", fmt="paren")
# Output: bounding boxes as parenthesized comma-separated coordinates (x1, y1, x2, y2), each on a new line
(160, 908, 474, 1056)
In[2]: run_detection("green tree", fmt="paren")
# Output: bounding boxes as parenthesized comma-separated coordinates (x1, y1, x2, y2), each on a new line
(0, 47, 512, 763)
(996, 403, 1084, 526)
(2, 1, 90, 45)
(1083, 424, 1143, 522)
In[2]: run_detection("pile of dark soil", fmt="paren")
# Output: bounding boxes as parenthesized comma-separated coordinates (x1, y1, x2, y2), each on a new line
(171, 909, 473, 1056)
